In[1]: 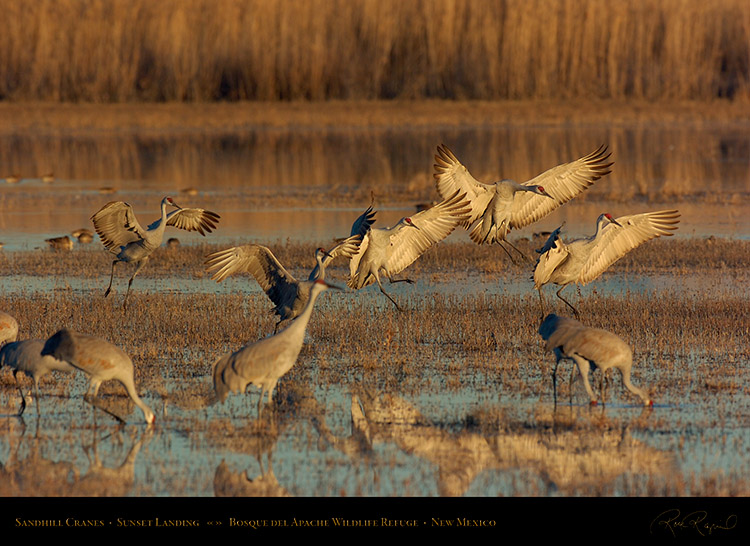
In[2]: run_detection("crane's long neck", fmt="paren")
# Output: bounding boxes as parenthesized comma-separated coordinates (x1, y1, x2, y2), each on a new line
(121, 375, 155, 424)
(284, 284, 325, 336)
(620, 368, 651, 405)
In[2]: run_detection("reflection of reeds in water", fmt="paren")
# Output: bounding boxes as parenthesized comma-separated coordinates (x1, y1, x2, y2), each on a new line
(2, 0, 749, 101)
(0, 126, 748, 213)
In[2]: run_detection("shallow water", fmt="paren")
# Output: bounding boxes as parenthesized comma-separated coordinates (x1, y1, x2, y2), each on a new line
(1, 121, 749, 501)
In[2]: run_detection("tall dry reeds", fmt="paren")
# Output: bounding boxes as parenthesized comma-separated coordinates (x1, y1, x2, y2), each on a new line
(1, 0, 748, 102)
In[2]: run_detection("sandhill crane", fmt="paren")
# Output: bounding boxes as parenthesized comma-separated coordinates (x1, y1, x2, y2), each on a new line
(205, 204, 374, 332)
(534, 210, 680, 318)
(538, 314, 652, 407)
(91, 196, 220, 310)
(347, 190, 471, 310)
(41, 328, 155, 425)
(0, 339, 76, 416)
(0, 312, 18, 346)
(212, 279, 339, 414)
(45, 235, 73, 251)
(433, 144, 612, 261)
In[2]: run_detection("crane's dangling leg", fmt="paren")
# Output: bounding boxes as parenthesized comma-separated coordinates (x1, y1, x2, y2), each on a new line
(104, 260, 118, 297)
(499, 239, 531, 263)
(555, 286, 580, 319)
(375, 274, 403, 311)
(537, 288, 547, 320)
(494, 241, 518, 265)
(123, 258, 148, 311)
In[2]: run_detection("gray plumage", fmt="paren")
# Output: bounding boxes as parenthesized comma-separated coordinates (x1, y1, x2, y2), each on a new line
(0, 339, 76, 415)
(42, 328, 155, 424)
(433, 144, 612, 249)
(347, 190, 471, 310)
(212, 279, 339, 414)
(92, 196, 220, 309)
(538, 314, 652, 407)
(205, 205, 373, 332)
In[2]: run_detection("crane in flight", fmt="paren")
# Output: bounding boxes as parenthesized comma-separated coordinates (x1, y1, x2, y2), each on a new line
(212, 279, 340, 415)
(41, 328, 156, 425)
(534, 210, 680, 318)
(205, 204, 375, 332)
(433, 144, 612, 262)
(347, 190, 471, 310)
(538, 313, 652, 407)
(91, 196, 220, 310)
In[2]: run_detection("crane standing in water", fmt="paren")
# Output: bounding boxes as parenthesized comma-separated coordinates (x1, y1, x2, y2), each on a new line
(538, 313, 653, 407)
(212, 279, 340, 415)
(42, 328, 156, 425)
(1, 339, 76, 416)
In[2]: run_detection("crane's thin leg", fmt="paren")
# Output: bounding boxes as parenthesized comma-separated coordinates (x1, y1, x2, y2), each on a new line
(556, 286, 580, 319)
(104, 260, 118, 297)
(12, 370, 27, 417)
(537, 289, 547, 319)
(500, 240, 531, 263)
(376, 276, 403, 311)
(123, 259, 148, 311)
(495, 241, 518, 265)
(552, 360, 559, 408)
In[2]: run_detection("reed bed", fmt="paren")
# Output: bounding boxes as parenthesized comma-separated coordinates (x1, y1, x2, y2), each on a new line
(1, 0, 749, 102)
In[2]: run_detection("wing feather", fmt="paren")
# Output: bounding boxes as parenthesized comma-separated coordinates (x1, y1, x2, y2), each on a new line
(165, 208, 220, 235)
(385, 190, 471, 276)
(205, 244, 299, 311)
(511, 145, 613, 228)
(577, 209, 680, 284)
(90, 201, 146, 252)
(433, 144, 494, 228)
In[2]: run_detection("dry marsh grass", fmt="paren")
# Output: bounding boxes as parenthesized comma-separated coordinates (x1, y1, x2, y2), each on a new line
(2, 0, 750, 102)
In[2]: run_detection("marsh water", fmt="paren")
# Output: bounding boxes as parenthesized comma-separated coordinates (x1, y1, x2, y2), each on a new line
(1, 117, 749, 504)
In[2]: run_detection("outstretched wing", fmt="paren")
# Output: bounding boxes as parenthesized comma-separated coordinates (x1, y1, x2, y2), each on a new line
(577, 209, 680, 285)
(165, 207, 220, 235)
(350, 203, 377, 238)
(433, 144, 494, 228)
(511, 145, 613, 229)
(385, 190, 471, 277)
(205, 244, 299, 310)
(91, 201, 147, 253)
(309, 234, 363, 281)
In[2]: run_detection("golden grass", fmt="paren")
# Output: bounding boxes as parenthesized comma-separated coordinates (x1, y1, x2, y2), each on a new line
(2, 0, 750, 102)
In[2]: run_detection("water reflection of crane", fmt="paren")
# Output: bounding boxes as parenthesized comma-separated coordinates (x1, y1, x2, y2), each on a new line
(91, 196, 220, 310)
(534, 210, 680, 317)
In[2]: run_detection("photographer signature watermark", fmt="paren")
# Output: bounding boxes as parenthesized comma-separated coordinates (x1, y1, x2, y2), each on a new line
(650, 509, 737, 537)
